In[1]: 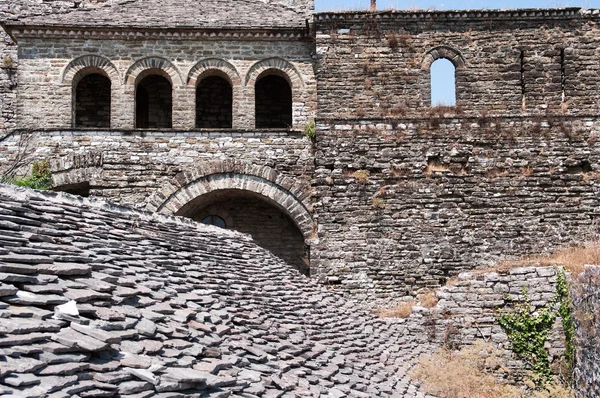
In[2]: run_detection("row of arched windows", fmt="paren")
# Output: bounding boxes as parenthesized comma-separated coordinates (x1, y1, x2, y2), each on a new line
(74, 69, 292, 129)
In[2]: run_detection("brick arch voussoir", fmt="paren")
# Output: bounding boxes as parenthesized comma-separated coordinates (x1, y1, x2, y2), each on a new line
(145, 162, 314, 241)
(187, 58, 241, 87)
(244, 57, 305, 89)
(48, 153, 104, 188)
(62, 55, 120, 84)
(420, 46, 466, 70)
(124, 56, 184, 86)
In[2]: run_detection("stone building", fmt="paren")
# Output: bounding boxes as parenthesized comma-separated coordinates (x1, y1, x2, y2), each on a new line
(1, 1, 600, 299)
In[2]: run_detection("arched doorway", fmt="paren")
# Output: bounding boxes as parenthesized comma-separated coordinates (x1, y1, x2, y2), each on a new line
(177, 189, 309, 275)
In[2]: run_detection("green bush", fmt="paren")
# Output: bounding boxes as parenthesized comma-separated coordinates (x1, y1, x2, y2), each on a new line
(9, 160, 53, 190)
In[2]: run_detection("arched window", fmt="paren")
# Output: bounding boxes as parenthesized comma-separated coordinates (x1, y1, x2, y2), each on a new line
(196, 76, 232, 128)
(136, 74, 172, 128)
(201, 215, 227, 229)
(430, 58, 456, 107)
(255, 74, 292, 128)
(75, 73, 111, 128)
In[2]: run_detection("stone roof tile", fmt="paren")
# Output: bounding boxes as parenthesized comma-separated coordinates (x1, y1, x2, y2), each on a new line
(6, 0, 307, 30)
(0, 185, 431, 396)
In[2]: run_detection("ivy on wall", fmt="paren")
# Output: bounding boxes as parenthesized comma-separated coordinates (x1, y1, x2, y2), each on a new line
(498, 269, 575, 386)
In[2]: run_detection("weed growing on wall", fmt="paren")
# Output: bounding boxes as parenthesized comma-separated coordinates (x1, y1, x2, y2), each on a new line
(498, 269, 575, 386)
(7, 159, 53, 190)
(304, 120, 316, 143)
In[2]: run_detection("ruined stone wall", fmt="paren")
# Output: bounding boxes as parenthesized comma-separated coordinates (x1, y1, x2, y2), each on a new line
(315, 9, 600, 118)
(422, 266, 567, 378)
(14, 36, 316, 130)
(311, 117, 600, 298)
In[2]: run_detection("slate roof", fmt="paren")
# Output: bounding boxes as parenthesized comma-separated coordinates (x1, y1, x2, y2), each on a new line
(0, 185, 430, 397)
(4, 0, 307, 30)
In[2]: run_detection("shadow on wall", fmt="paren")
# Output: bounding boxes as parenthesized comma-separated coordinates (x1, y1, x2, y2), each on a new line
(183, 189, 310, 276)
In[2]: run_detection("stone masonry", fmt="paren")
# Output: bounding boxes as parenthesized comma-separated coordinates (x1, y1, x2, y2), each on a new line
(1, 2, 600, 301)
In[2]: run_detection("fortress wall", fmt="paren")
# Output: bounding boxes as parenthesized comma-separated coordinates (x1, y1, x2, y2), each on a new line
(0, 130, 314, 207)
(311, 117, 600, 298)
(15, 36, 316, 130)
(315, 10, 600, 118)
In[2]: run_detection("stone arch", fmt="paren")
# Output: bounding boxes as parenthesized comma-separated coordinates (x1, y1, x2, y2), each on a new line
(244, 57, 304, 89)
(420, 46, 466, 107)
(420, 46, 466, 70)
(48, 153, 103, 186)
(146, 161, 314, 243)
(124, 56, 183, 86)
(187, 58, 241, 87)
(62, 55, 120, 84)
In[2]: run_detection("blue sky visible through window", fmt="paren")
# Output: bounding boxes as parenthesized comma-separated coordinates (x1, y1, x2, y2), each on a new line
(430, 58, 455, 106)
(315, 0, 597, 106)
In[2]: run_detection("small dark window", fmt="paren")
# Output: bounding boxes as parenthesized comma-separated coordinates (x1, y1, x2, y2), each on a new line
(136, 74, 172, 128)
(202, 215, 227, 229)
(255, 74, 292, 128)
(75, 73, 111, 128)
(430, 58, 456, 107)
(196, 76, 233, 128)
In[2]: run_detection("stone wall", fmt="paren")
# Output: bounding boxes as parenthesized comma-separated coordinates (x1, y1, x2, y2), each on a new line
(572, 265, 600, 397)
(315, 9, 600, 118)
(311, 117, 600, 298)
(427, 266, 566, 375)
(0, 130, 313, 206)
(0, 0, 107, 134)
(13, 36, 315, 130)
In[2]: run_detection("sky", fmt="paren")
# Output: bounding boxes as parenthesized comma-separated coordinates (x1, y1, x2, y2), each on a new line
(314, 0, 599, 105)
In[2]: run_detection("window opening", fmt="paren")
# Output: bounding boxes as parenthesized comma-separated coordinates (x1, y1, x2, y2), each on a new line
(430, 58, 456, 106)
(75, 73, 111, 128)
(255, 74, 292, 128)
(136, 74, 172, 128)
(196, 76, 233, 128)
(202, 215, 227, 229)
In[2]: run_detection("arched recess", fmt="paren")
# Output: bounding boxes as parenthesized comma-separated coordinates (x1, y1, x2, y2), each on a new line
(124, 56, 183, 86)
(63, 56, 119, 128)
(419, 46, 466, 107)
(146, 161, 314, 243)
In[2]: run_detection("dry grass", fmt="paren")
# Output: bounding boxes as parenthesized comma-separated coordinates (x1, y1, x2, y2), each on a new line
(417, 290, 438, 308)
(351, 170, 370, 184)
(371, 197, 386, 209)
(410, 341, 520, 398)
(410, 342, 575, 398)
(376, 300, 414, 318)
(495, 242, 600, 275)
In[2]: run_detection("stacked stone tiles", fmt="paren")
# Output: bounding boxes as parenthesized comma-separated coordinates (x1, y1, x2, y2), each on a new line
(0, 185, 433, 397)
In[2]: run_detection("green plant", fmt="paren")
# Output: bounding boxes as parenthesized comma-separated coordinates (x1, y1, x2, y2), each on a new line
(304, 120, 316, 143)
(9, 159, 53, 190)
(498, 269, 574, 386)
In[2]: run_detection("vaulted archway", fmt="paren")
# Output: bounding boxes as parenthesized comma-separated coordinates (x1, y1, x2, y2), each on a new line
(146, 162, 315, 275)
